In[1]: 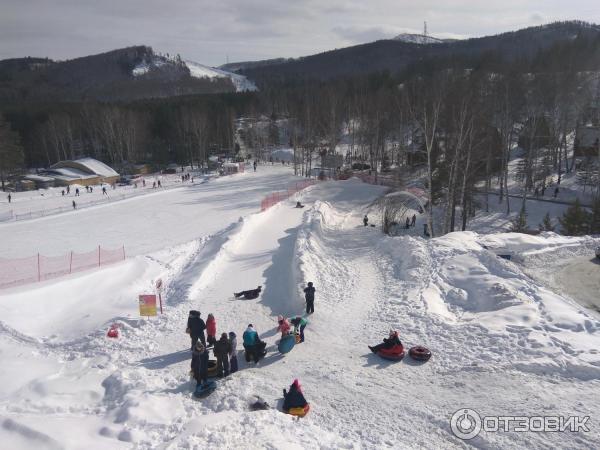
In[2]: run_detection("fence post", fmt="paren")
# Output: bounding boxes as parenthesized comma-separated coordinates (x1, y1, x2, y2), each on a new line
(37, 253, 41, 282)
(69, 251, 73, 274)
(98, 245, 101, 267)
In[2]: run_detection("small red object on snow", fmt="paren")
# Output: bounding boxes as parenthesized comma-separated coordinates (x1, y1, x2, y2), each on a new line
(107, 324, 119, 338)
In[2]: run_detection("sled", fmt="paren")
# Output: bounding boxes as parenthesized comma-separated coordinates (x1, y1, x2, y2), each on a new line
(377, 344, 405, 361)
(207, 359, 218, 377)
(278, 334, 296, 354)
(286, 404, 310, 417)
(408, 345, 431, 362)
(193, 380, 217, 398)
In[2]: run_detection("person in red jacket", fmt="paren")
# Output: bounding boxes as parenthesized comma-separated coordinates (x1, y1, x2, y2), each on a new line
(206, 313, 217, 346)
(277, 315, 291, 338)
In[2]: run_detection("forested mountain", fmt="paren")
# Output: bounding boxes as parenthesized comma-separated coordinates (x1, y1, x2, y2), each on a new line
(0, 46, 238, 103)
(235, 21, 600, 86)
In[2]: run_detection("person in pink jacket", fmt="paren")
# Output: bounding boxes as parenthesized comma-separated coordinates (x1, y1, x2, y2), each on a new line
(277, 315, 291, 338)
(206, 313, 217, 346)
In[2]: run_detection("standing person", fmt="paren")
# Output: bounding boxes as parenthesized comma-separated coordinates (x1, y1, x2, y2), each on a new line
(289, 316, 308, 343)
(243, 324, 266, 363)
(72, 200, 76, 209)
(206, 313, 217, 346)
(75, 187, 80, 196)
(66, 185, 70, 194)
(277, 315, 291, 337)
(405, 217, 410, 229)
(363, 215, 369, 227)
(186, 310, 206, 350)
(304, 282, 315, 314)
(411, 214, 416, 227)
(191, 342, 209, 387)
(554, 187, 559, 198)
(157, 179, 162, 188)
(253, 160, 257, 172)
(102, 186, 107, 195)
(228, 331, 238, 373)
(7, 193, 11, 203)
(62, 190, 65, 196)
(152, 181, 156, 188)
(142, 179, 146, 187)
(214, 332, 231, 377)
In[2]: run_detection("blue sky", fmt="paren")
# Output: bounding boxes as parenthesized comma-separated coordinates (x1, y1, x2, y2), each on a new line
(1, 0, 599, 66)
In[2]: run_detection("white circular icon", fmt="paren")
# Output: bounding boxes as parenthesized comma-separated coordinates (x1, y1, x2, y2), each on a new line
(450, 408, 482, 440)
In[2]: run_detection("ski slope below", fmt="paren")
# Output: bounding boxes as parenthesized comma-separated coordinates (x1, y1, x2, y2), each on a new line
(1, 175, 599, 449)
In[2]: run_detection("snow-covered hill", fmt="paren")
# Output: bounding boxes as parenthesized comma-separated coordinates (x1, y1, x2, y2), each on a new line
(1, 168, 599, 448)
(184, 60, 257, 92)
(392, 33, 456, 44)
(131, 55, 257, 92)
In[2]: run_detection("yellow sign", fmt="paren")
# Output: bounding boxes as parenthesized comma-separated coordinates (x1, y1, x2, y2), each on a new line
(139, 294, 157, 317)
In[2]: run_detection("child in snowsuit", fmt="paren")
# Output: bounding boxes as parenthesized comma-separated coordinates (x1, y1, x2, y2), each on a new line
(363, 215, 369, 226)
(277, 315, 291, 337)
(191, 341, 209, 386)
(304, 282, 315, 314)
(186, 310, 206, 350)
(369, 330, 402, 353)
(289, 316, 308, 343)
(229, 331, 238, 373)
(283, 379, 308, 411)
(213, 332, 231, 377)
(206, 313, 217, 346)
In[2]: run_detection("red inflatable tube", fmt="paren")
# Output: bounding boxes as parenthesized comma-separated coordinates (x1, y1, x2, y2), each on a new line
(377, 344, 405, 361)
(409, 346, 432, 361)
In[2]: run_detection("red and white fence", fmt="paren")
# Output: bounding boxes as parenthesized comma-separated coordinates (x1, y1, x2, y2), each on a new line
(0, 245, 126, 289)
(260, 180, 317, 211)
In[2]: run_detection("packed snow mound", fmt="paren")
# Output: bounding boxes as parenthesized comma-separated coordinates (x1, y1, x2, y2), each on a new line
(392, 33, 456, 44)
(185, 60, 258, 92)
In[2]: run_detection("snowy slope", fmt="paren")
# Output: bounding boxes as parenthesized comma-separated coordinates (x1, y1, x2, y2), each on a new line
(1, 174, 599, 448)
(392, 33, 455, 44)
(185, 60, 257, 92)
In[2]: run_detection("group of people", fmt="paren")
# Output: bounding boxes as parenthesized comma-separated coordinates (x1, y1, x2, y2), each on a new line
(187, 281, 317, 392)
(181, 173, 194, 183)
(187, 311, 238, 386)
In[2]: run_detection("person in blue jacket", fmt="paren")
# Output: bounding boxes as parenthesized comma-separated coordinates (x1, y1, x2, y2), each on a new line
(243, 324, 267, 363)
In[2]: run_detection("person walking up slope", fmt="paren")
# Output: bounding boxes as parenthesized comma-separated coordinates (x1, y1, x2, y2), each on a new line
(206, 313, 217, 346)
(304, 282, 316, 314)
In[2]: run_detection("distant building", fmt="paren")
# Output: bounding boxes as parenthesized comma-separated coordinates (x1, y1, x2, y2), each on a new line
(574, 126, 600, 157)
(45, 157, 120, 186)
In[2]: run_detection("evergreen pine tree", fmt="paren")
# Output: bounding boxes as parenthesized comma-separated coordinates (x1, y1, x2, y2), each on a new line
(0, 115, 25, 191)
(559, 199, 591, 235)
(539, 212, 555, 232)
(511, 203, 528, 232)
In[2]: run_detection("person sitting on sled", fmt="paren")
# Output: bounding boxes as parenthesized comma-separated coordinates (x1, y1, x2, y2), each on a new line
(277, 315, 291, 338)
(191, 341, 209, 387)
(234, 286, 262, 299)
(295, 201, 304, 208)
(283, 379, 308, 411)
(369, 330, 402, 353)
